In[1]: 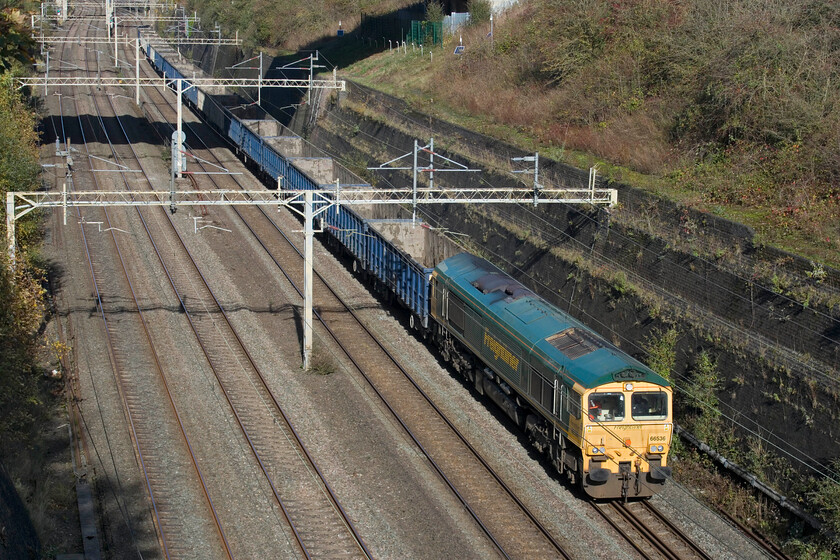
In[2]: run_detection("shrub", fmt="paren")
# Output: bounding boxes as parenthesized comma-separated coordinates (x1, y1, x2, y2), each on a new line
(306, 348, 336, 375)
(425, 0, 444, 23)
(643, 326, 679, 383)
(0, 69, 47, 449)
(467, 0, 491, 25)
(809, 459, 840, 541)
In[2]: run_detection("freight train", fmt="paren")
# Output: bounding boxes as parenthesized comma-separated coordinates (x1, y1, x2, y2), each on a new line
(140, 36, 673, 499)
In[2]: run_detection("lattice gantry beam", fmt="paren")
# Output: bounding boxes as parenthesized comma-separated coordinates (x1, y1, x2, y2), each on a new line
(9, 188, 615, 209)
(6, 186, 616, 265)
(37, 36, 243, 45)
(17, 76, 346, 90)
(316, 187, 618, 205)
(35, 15, 193, 22)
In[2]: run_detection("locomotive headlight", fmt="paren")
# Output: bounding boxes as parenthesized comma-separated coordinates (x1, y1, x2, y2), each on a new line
(590, 446, 606, 455)
(649, 444, 665, 453)
(624, 383, 633, 391)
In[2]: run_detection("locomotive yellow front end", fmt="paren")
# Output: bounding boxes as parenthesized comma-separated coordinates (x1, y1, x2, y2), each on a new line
(581, 381, 673, 499)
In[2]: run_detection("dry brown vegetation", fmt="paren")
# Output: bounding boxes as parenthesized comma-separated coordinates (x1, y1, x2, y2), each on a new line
(187, 0, 419, 51)
(420, 0, 840, 265)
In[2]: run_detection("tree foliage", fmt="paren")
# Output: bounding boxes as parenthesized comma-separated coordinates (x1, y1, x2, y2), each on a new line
(0, 8, 34, 71)
(425, 0, 444, 24)
(808, 459, 840, 548)
(467, 0, 490, 25)
(0, 72, 42, 252)
(0, 18, 45, 447)
(642, 326, 678, 383)
(186, 0, 414, 51)
(0, 257, 45, 446)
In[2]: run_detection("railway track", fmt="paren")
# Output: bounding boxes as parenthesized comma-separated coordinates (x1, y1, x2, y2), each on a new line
(104, 38, 370, 560)
(593, 500, 714, 560)
(43, 11, 788, 560)
(126, 49, 572, 557)
(123, 160, 371, 560)
(48, 11, 140, 558)
(48, 12, 370, 558)
(53, 18, 234, 559)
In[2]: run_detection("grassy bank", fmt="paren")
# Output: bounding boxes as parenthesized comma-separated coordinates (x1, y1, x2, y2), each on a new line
(325, 0, 840, 268)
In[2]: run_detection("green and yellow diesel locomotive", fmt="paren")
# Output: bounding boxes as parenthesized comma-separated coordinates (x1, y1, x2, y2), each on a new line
(142, 42, 672, 499)
(430, 253, 673, 499)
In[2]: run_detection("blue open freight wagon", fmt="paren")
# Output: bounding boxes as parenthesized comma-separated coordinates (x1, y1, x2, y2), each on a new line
(141, 35, 445, 329)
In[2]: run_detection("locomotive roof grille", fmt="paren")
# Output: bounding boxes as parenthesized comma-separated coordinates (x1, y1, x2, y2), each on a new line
(546, 328, 604, 359)
(472, 273, 533, 300)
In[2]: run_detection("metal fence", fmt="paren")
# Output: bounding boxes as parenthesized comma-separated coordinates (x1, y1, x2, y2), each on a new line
(408, 20, 442, 46)
(443, 12, 471, 35)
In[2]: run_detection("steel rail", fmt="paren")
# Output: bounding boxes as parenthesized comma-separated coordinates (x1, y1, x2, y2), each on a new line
(641, 501, 715, 560)
(69, 23, 235, 558)
(60, 21, 178, 558)
(610, 501, 681, 560)
(592, 500, 715, 560)
(98, 42, 372, 558)
(591, 502, 649, 558)
(145, 72, 572, 558)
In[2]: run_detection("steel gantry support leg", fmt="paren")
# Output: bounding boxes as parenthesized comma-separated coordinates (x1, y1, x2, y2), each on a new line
(412, 139, 418, 224)
(6, 193, 15, 267)
(429, 137, 434, 190)
(303, 190, 314, 370)
(176, 78, 183, 178)
(114, 16, 121, 68)
(135, 39, 140, 104)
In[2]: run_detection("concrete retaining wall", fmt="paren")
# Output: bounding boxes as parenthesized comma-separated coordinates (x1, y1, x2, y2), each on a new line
(303, 81, 840, 470)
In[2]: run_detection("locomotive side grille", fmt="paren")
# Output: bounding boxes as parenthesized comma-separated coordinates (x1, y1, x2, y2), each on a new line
(546, 328, 603, 359)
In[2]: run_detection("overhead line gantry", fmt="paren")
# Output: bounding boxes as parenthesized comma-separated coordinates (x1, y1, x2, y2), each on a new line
(20, 10, 616, 367)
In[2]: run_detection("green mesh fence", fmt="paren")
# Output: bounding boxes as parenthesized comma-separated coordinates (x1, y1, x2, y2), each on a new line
(408, 21, 442, 46)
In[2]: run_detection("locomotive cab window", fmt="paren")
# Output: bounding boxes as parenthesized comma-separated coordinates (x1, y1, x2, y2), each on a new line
(588, 393, 624, 422)
(631, 392, 668, 421)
